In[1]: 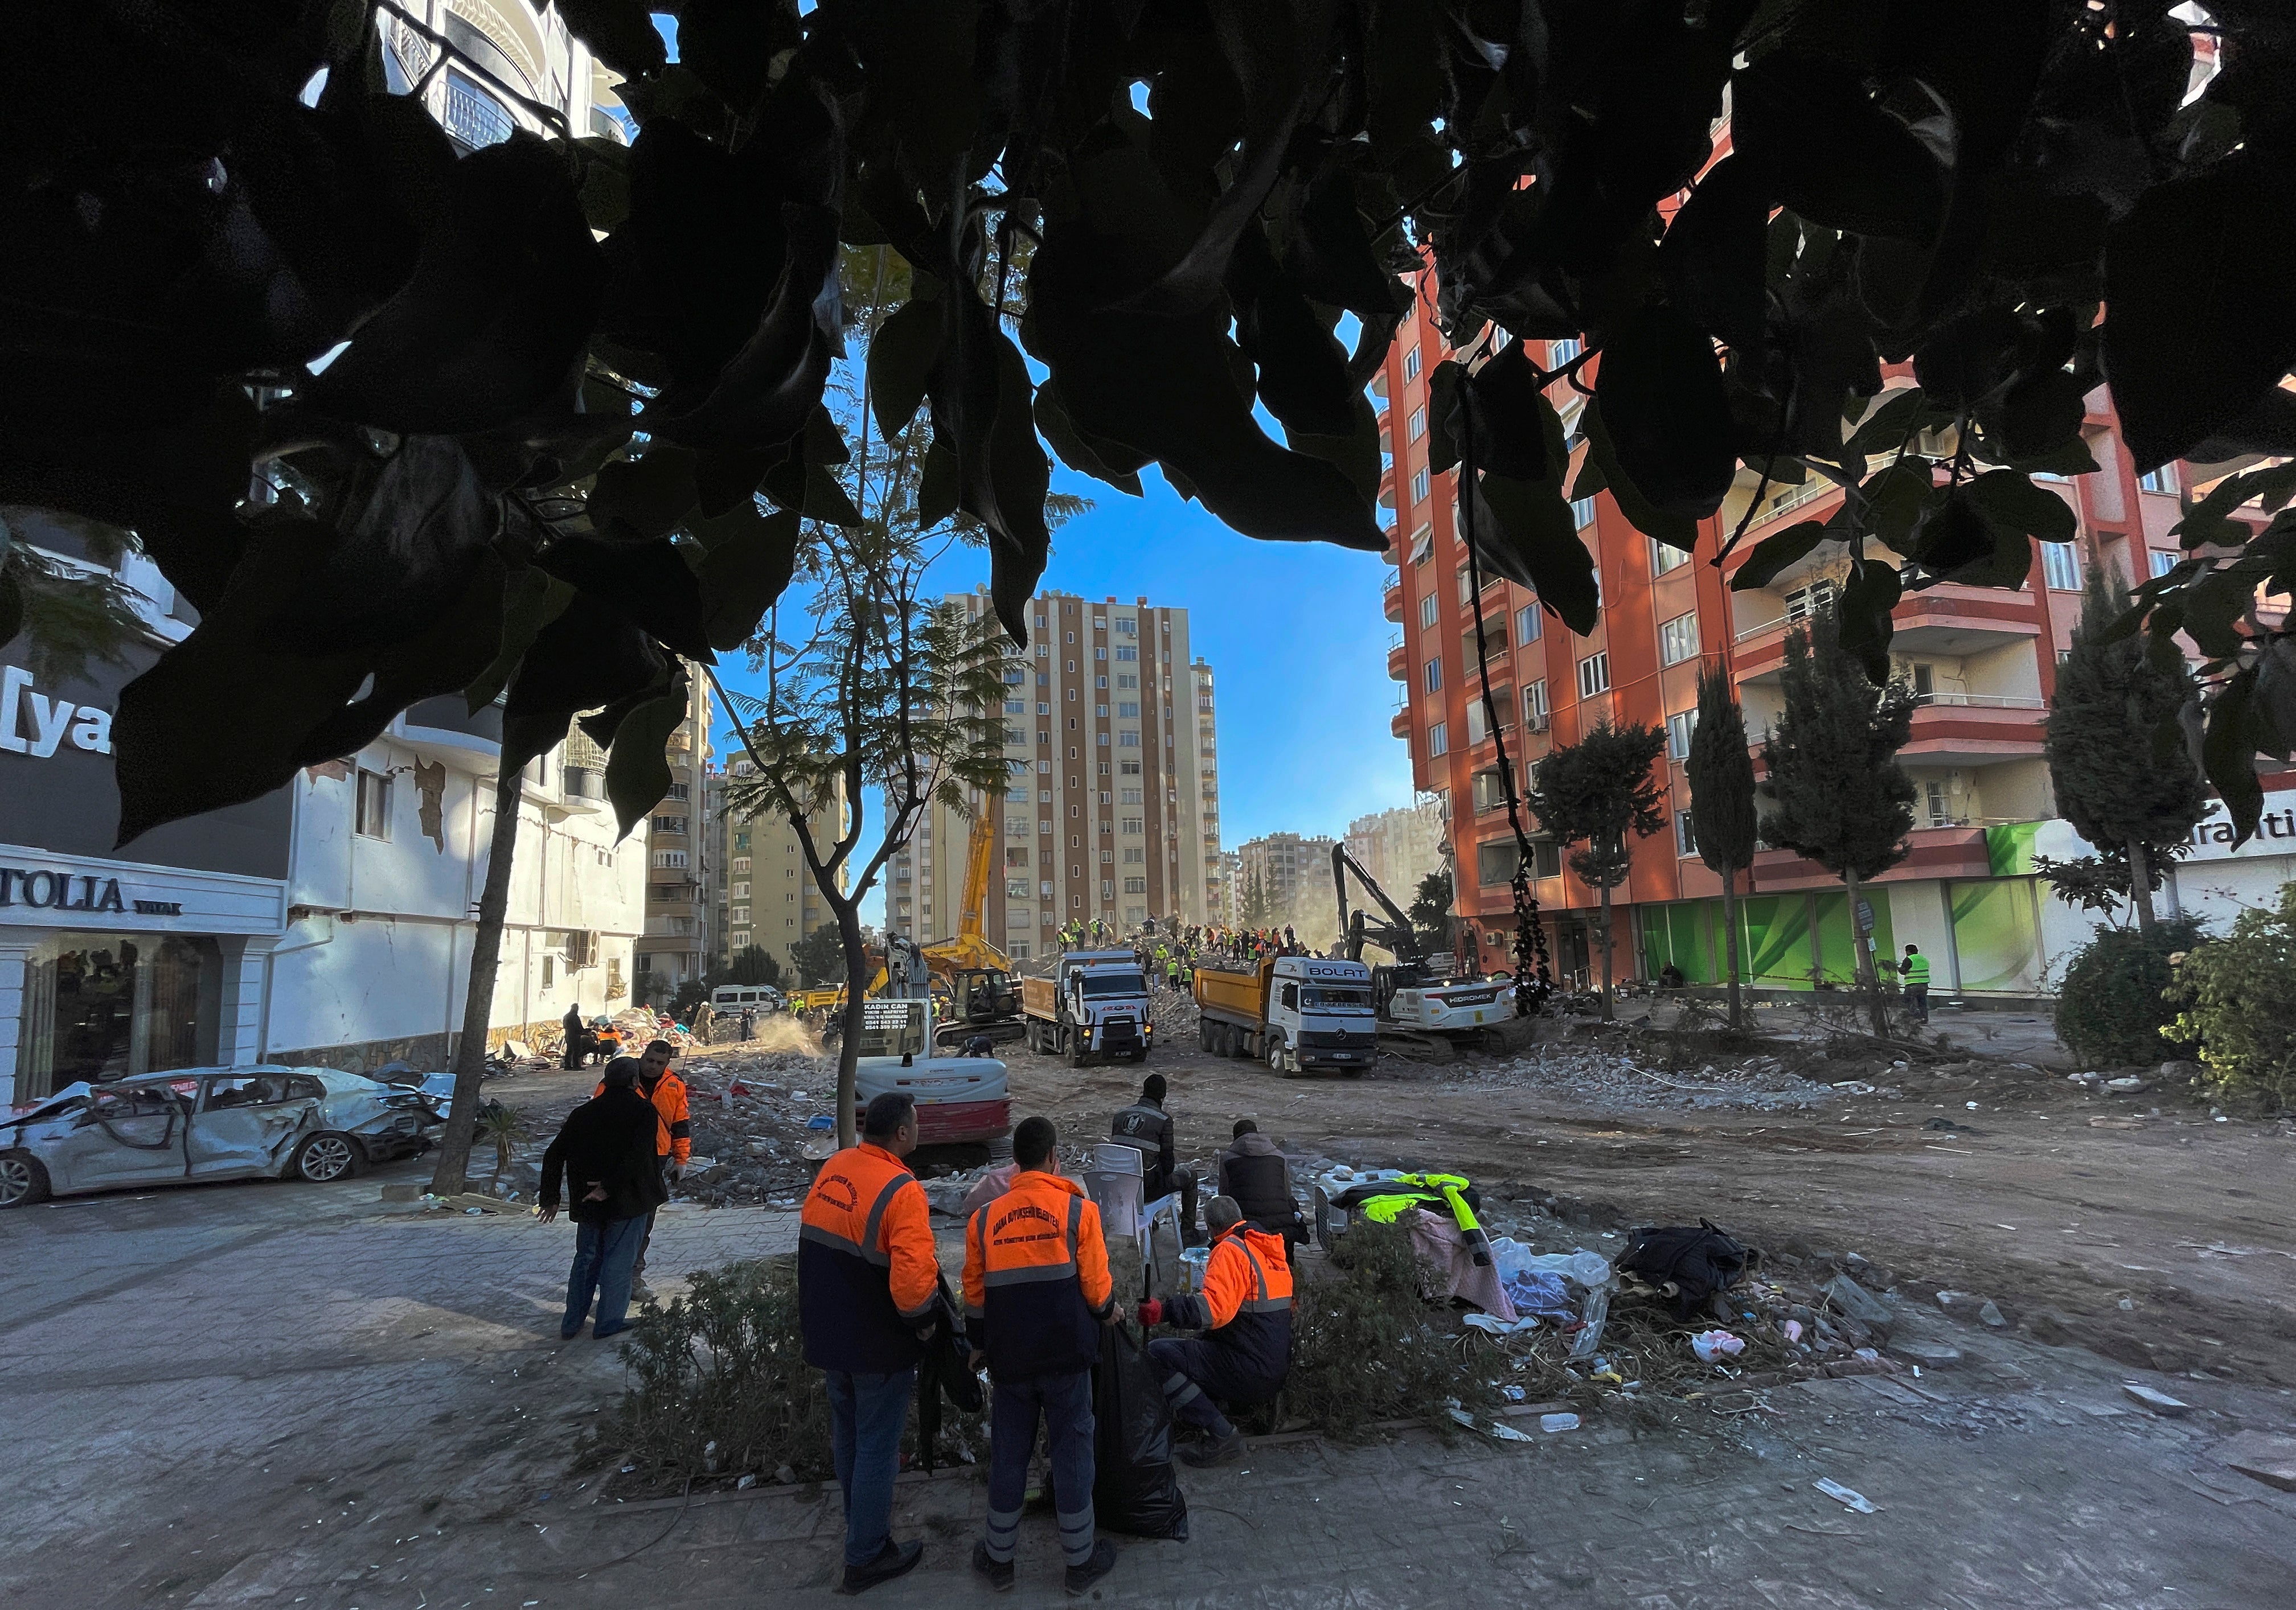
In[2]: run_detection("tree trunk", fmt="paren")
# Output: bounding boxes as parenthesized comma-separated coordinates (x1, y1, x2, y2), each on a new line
(431, 759, 524, 1196)
(1721, 865, 1744, 1031)
(1843, 867, 1888, 1039)
(1596, 876, 1615, 1022)
(2127, 838, 2157, 933)
(834, 898, 867, 1148)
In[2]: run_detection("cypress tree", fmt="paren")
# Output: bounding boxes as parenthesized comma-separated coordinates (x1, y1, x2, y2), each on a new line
(1760, 607, 1916, 1037)
(1686, 664, 1758, 1029)
(2044, 562, 2207, 931)
(1527, 720, 1667, 1021)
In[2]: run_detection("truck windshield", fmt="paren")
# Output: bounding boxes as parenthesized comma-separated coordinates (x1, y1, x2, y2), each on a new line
(1077, 972, 1147, 997)
(1301, 986, 1372, 1009)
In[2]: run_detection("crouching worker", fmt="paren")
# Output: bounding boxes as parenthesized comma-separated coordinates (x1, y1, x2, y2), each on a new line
(964, 1117, 1122, 1595)
(1136, 1196, 1293, 1467)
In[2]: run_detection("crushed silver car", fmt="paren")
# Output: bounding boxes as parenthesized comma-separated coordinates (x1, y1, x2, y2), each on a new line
(0, 1066, 444, 1206)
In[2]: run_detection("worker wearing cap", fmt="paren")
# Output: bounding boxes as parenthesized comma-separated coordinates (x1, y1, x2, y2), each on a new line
(1137, 1196, 1294, 1467)
(964, 1116, 1120, 1595)
(800, 1092, 941, 1594)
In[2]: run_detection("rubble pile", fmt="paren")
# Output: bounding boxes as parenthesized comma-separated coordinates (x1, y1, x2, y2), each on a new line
(672, 1044, 840, 1207)
(1448, 1045, 1840, 1113)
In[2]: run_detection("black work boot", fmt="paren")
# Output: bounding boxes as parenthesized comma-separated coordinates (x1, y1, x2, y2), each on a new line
(1178, 1426, 1246, 1467)
(971, 1541, 1015, 1592)
(1065, 1537, 1118, 1596)
(839, 1538, 922, 1595)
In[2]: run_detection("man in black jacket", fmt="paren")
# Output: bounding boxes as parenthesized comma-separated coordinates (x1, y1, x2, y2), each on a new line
(539, 1057, 669, 1340)
(1215, 1120, 1305, 1247)
(1110, 1073, 1200, 1245)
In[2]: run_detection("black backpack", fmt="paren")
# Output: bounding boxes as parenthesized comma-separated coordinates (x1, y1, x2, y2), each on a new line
(1618, 1221, 1753, 1319)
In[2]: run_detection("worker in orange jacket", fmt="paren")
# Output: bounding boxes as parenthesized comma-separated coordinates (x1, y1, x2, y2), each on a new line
(962, 1116, 1120, 1596)
(799, 1091, 941, 1595)
(594, 1038, 690, 1284)
(1137, 1195, 1294, 1467)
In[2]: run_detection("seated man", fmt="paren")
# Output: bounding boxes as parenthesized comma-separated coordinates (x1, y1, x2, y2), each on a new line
(1109, 1074, 1199, 1243)
(1136, 1197, 1293, 1467)
(1215, 1120, 1306, 1247)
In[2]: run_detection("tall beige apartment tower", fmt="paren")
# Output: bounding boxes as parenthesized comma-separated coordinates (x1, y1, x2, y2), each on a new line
(718, 761, 849, 985)
(886, 589, 1223, 961)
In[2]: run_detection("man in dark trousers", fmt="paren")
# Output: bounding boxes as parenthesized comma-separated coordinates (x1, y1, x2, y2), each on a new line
(538, 1057, 667, 1340)
(560, 1003, 593, 1069)
(798, 1092, 941, 1595)
(597, 1038, 691, 1289)
(964, 1117, 1121, 1595)
(1215, 1120, 1306, 1248)
(1109, 1073, 1200, 1245)
(1898, 943, 1931, 1023)
(1135, 1196, 1294, 1467)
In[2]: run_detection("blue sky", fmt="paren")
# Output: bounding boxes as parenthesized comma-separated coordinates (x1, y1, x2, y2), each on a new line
(709, 465, 1417, 926)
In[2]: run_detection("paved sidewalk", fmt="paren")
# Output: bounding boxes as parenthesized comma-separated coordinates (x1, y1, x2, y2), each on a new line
(5, 1165, 2295, 1608)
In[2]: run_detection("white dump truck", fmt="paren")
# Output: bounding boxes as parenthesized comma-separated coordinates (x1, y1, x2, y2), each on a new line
(1194, 955, 1379, 1076)
(1020, 948, 1154, 1063)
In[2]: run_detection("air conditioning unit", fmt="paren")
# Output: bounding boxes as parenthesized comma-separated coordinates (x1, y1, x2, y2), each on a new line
(1526, 717, 1551, 734)
(564, 930, 598, 968)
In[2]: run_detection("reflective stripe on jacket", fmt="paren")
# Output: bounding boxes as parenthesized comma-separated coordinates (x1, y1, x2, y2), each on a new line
(1165, 1224, 1293, 1393)
(798, 1142, 941, 1373)
(594, 1069, 692, 1165)
(962, 1169, 1113, 1381)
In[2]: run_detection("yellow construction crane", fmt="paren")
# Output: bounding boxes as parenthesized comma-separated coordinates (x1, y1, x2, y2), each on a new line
(860, 794, 1025, 1041)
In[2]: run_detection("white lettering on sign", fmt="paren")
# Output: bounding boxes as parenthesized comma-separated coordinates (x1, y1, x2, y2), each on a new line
(0, 664, 113, 759)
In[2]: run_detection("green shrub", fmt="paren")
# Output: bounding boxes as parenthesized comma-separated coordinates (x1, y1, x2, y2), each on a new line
(602, 1259, 837, 1485)
(1277, 1221, 1496, 1440)
(2167, 889, 2296, 1110)
(2055, 918, 2203, 1068)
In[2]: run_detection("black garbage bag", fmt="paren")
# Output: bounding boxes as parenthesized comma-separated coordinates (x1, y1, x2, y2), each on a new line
(1618, 1220, 1753, 1320)
(1089, 1324, 1190, 1541)
(915, 1278, 982, 1473)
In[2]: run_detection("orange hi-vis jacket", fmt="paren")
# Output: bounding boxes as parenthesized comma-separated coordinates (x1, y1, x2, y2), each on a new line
(963, 1168, 1114, 1381)
(1164, 1222, 1294, 1391)
(596, 1070, 692, 1166)
(798, 1142, 941, 1373)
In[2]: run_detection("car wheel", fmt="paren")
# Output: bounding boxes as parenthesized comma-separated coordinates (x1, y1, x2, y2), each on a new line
(0, 1150, 51, 1208)
(294, 1133, 360, 1184)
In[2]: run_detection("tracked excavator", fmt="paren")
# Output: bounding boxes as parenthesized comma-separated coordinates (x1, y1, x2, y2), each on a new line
(860, 798, 1027, 1047)
(1333, 843, 1516, 1056)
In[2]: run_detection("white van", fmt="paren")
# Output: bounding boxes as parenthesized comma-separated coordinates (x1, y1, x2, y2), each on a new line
(711, 985, 783, 1012)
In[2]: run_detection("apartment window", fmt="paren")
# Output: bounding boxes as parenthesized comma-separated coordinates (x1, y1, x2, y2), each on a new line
(1419, 594, 1438, 629)
(651, 814, 688, 834)
(1549, 337, 1582, 367)
(1576, 652, 1610, 697)
(1404, 346, 1422, 380)
(1424, 658, 1444, 693)
(1650, 538, 1692, 574)
(1523, 679, 1549, 731)
(1571, 496, 1597, 528)
(1409, 525, 1433, 566)
(1658, 611, 1700, 666)
(1515, 603, 1542, 645)
(355, 769, 392, 839)
(444, 69, 514, 149)
(1117, 701, 1140, 718)
(2040, 541, 2080, 591)
(2150, 549, 2178, 578)
(1116, 645, 1138, 661)
(1428, 721, 1449, 757)
(1004, 698, 1026, 714)
(1411, 467, 1430, 504)
(1122, 847, 1146, 863)
(1675, 810, 1696, 856)
(540, 954, 555, 990)
(1666, 708, 1698, 761)
(1124, 876, 1147, 894)
(2138, 465, 2178, 495)
(1122, 817, 1143, 834)
(1408, 406, 1426, 441)
(1926, 779, 1951, 827)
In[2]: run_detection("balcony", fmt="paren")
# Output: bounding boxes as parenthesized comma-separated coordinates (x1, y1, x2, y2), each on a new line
(1901, 695, 2046, 767)
(1387, 635, 1410, 681)
(1890, 584, 2043, 656)
(1391, 706, 1414, 740)
(1384, 571, 1404, 622)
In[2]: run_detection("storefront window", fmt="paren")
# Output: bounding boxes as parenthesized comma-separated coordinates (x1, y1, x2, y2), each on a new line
(17, 934, 221, 1099)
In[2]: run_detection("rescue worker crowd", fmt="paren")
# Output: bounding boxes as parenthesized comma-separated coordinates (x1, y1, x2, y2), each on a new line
(537, 1040, 1303, 1596)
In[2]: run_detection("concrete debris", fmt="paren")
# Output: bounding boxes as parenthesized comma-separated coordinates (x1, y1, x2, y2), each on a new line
(2121, 1383, 2191, 1416)
(1437, 1045, 1838, 1113)
(1824, 1274, 1896, 1329)
(2213, 1432, 2296, 1493)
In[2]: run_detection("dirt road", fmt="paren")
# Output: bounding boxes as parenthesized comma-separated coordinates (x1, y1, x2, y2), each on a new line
(1007, 995, 2296, 1389)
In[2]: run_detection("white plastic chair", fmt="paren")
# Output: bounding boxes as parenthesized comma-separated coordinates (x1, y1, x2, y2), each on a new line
(1084, 1143, 1182, 1297)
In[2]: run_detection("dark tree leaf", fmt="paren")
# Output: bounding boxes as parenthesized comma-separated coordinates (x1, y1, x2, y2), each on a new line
(1659, 154, 1769, 353)
(761, 407, 865, 528)
(1913, 308, 2030, 408)
(2104, 130, 2296, 470)
(290, 554, 509, 766)
(1843, 387, 1945, 459)
(502, 594, 666, 770)
(1285, 394, 1384, 506)
(1963, 469, 2077, 548)
(917, 436, 962, 529)
(1594, 302, 1735, 518)
(305, 135, 605, 434)
(1474, 473, 1598, 636)
(532, 531, 715, 662)
(1995, 368, 2088, 464)
(851, 0, 980, 179)
(601, 672, 690, 842)
(465, 565, 574, 714)
(694, 502, 801, 651)
(868, 294, 944, 441)
(1731, 50, 1948, 243)
(1462, 342, 1549, 482)
(587, 444, 700, 541)
(1426, 359, 1463, 477)
(1835, 557, 1904, 683)
(1576, 399, 1699, 548)
(679, 0, 804, 110)
(1034, 380, 1146, 496)
(1729, 521, 1831, 592)
(1230, 235, 1356, 439)
(2204, 664, 2265, 844)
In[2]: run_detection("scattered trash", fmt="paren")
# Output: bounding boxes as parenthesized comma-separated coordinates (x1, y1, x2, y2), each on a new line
(2122, 1383, 2191, 1416)
(1539, 1412, 1581, 1434)
(1814, 1478, 1878, 1514)
(1500, 1385, 1527, 1403)
(775, 1464, 797, 1484)
(1464, 1312, 1540, 1337)
(1691, 1329, 1746, 1364)
(1618, 1221, 1749, 1320)
(2213, 1431, 2296, 1493)
(1784, 1320, 1804, 1344)
(1449, 1405, 1535, 1443)
(735, 1473, 757, 1489)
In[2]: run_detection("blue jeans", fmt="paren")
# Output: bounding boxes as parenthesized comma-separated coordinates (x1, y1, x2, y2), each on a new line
(985, 1369, 1096, 1568)
(827, 1368, 917, 1568)
(563, 1215, 647, 1338)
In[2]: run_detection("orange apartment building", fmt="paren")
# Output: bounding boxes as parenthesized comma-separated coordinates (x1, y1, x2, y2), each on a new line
(1375, 298, 2238, 1000)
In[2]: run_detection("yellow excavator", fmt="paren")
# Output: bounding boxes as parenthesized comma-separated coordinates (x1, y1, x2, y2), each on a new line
(862, 795, 1027, 1045)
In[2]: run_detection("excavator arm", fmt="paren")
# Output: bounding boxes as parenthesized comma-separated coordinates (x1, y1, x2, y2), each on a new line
(1333, 842, 1426, 966)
